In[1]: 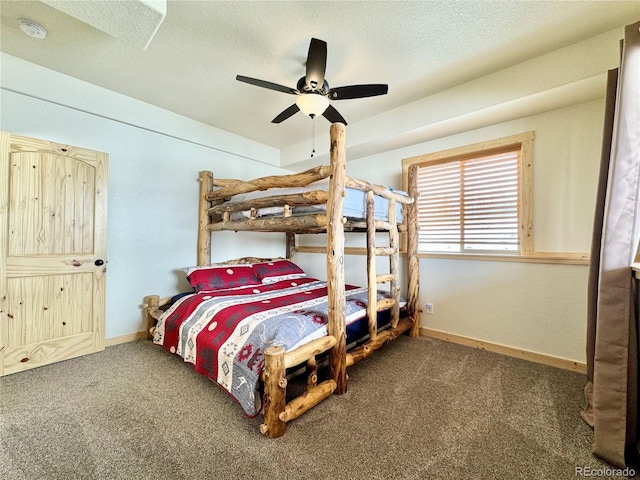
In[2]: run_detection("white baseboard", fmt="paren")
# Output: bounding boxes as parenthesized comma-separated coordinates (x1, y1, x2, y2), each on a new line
(420, 328, 587, 374)
(105, 330, 147, 347)
(103, 328, 587, 374)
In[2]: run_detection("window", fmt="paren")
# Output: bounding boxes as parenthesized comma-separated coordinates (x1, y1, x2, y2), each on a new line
(403, 132, 534, 256)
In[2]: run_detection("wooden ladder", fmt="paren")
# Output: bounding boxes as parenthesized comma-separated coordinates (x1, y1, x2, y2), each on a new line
(365, 190, 401, 341)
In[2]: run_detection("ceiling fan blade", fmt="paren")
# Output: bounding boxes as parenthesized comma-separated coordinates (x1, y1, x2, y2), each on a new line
(322, 104, 347, 125)
(272, 104, 301, 123)
(328, 84, 388, 100)
(236, 75, 298, 95)
(305, 38, 327, 91)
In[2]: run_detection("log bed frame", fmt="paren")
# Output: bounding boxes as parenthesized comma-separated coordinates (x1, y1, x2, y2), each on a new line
(143, 123, 420, 438)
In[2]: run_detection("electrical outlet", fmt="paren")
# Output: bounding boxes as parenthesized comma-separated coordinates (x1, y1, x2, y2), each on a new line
(426, 303, 434, 314)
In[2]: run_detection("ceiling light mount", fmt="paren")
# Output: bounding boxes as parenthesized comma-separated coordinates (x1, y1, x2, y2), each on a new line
(19, 20, 47, 39)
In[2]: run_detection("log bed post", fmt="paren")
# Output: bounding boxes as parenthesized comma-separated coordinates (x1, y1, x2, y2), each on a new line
(261, 346, 287, 438)
(388, 198, 400, 328)
(407, 165, 420, 337)
(143, 295, 160, 340)
(327, 123, 348, 395)
(365, 191, 378, 340)
(198, 171, 214, 266)
(286, 232, 296, 262)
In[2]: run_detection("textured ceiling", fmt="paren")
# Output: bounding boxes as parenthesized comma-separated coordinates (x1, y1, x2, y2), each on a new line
(1, 0, 639, 153)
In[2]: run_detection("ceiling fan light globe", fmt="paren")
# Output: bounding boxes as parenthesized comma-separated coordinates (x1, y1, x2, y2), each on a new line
(296, 94, 329, 117)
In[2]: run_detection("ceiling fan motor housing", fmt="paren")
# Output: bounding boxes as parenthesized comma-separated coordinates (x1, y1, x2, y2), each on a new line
(297, 77, 329, 94)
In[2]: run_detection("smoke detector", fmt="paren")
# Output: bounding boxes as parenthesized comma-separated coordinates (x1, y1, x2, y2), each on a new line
(19, 20, 47, 39)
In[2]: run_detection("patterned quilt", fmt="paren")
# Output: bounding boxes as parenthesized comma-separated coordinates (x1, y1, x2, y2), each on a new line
(153, 277, 390, 416)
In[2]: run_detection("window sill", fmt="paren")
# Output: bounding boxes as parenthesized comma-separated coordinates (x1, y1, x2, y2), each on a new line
(418, 251, 589, 265)
(296, 245, 589, 265)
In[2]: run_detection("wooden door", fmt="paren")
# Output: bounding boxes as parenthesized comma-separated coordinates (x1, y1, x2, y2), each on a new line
(0, 132, 107, 376)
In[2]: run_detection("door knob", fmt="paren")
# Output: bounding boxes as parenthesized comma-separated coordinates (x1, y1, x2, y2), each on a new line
(94, 259, 104, 266)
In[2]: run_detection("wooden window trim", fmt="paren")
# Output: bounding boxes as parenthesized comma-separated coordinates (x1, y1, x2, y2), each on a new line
(401, 132, 589, 264)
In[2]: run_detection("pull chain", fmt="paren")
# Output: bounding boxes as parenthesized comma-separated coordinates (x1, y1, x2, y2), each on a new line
(310, 116, 315, 158)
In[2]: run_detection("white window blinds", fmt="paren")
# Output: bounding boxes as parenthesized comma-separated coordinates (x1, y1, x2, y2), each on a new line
(416, 149, 520, 253)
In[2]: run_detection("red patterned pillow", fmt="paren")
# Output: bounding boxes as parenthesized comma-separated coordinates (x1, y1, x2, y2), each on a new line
(253, 260, 307, 284)
(183, 265, 261, 292)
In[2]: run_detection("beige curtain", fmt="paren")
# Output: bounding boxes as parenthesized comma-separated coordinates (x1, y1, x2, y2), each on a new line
(583, 21, 640, 468)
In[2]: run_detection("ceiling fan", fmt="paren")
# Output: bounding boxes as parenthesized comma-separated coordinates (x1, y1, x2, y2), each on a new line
(236, 38, 388, 125)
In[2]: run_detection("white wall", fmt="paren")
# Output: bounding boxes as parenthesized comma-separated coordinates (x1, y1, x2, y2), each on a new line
(0, 54, 288, 339)
(296, 94, 602, 366)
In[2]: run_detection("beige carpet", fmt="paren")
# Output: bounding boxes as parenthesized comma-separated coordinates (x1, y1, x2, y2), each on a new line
(0, 336, 624, 479)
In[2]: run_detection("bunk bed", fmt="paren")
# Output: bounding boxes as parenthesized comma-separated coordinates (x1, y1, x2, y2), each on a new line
(143, 123, 420, 438)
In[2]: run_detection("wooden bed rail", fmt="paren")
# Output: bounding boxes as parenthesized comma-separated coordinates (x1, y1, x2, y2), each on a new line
(345, 177, 413, 205)
(283, 336, 337, 369)
(207, 215, 329, 233)
(346, 317, 414, 367)
(206, 165, 331, 202)
(260, 336, 338, 438)
(207, 190, 329, 216)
